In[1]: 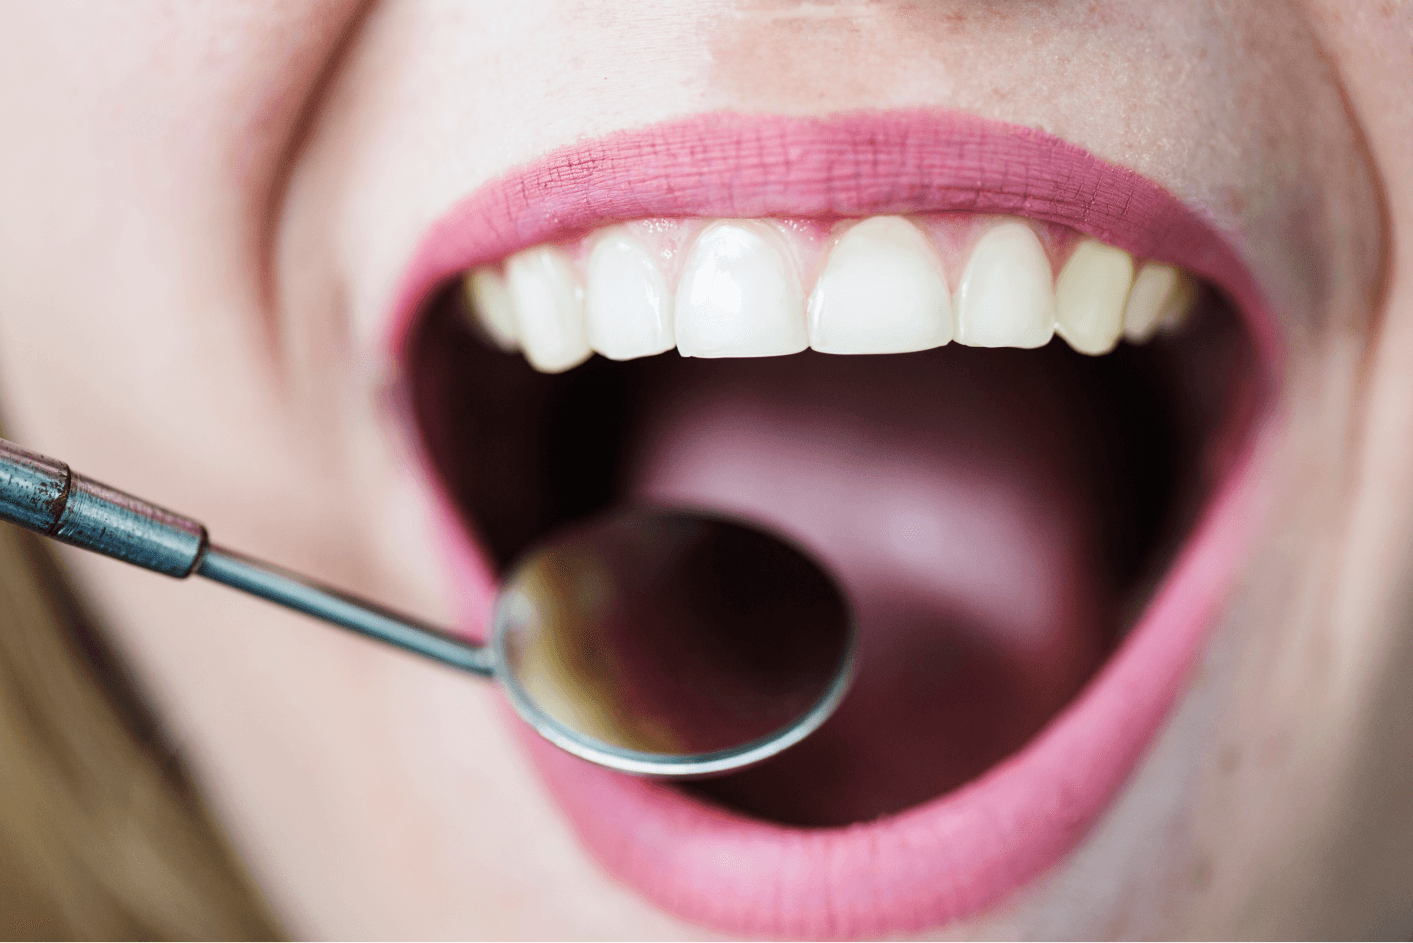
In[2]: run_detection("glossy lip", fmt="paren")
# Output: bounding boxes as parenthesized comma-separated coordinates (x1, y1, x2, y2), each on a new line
(387, 110, 1282, 938)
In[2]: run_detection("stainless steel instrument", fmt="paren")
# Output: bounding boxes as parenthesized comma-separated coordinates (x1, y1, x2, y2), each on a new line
(0, 437, 855, 778)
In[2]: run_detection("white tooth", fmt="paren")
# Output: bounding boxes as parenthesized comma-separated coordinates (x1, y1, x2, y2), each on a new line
(954, 221, 1055, 348)
(584, 229, 674, 361)
(1054, 239, 1135, 356)
(1122, 263, 1197, 342)
(807, 216, 952, 355)
(1157, 275, 1198, 333)
(675, 221, 807, 358)
(504, 245, 591, 373)
(463, 267, 519, 352)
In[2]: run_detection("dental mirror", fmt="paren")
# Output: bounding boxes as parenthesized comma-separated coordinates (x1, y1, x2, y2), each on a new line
(0, 437, 855, 778)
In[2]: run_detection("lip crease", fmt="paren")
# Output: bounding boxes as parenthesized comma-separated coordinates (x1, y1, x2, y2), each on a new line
(387, 110, 1282, 938)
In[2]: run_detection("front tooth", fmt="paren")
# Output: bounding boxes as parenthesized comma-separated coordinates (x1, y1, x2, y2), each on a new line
(584, 229, 675, 361)
(504, 245, 591, 373)
(1122, 262, 1197, 342)
(1054, 239, 1135, 356)
(807, 216, 952, 355)
(675, 221, 807, 358)
(954, 221, 1055, 348)
(464, 267, 519, 352)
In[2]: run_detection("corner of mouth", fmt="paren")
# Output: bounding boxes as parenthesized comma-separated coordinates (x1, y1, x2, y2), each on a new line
(384, 109, 1284, 939)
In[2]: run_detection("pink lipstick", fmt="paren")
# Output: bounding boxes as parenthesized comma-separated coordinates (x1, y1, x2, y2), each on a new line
(390, 110, 1280, 938)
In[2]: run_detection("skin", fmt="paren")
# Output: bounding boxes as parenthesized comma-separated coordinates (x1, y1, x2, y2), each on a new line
(0, 0, 1409, 936)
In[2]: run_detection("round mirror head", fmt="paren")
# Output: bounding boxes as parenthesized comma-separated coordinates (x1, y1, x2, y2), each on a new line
(491, 509, 856, 778)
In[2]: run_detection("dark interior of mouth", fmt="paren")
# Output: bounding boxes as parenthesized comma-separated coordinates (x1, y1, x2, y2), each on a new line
(406, 278, 1256, 828)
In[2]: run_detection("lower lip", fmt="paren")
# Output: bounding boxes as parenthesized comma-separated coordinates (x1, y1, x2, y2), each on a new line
(394, 110, 1281, 937)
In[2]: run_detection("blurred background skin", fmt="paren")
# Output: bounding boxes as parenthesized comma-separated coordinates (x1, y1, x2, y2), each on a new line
(0, 1, 1409, 938)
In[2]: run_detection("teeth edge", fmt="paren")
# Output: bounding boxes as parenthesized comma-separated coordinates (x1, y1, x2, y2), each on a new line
(464, 217, 1200, 371)
(675, 221, 808, 359)
(504, 246, 591, 374)
(584, 229, 676, 361)
(1054, 239, 1135, 356)
(807, 215, 954, 355)
(464, 268, 520, 352)
(954, 221, 1056, 349)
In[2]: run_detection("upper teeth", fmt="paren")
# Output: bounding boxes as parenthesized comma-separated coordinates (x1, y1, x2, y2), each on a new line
(955, 220, 1055, 350)
(677, 221, 808, 359)
(504, 246, 590, 373)
(463, 214, 1198, 373)
(584, 227, 675, 362)
(809, 216, 953, 355)
(1054, 238, 1136, 355)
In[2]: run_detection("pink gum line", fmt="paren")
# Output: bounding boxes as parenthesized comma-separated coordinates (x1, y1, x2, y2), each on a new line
(483, 214, 1097, 301)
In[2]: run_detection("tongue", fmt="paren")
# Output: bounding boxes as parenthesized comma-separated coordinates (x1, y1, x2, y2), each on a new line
(624, 348, 1115, 826)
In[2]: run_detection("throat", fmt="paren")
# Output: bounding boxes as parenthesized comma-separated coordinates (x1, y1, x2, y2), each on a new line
(622, 348, 1130, 825)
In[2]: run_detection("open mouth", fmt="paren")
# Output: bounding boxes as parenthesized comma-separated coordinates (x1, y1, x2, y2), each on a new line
(390, 111, 1277, 938)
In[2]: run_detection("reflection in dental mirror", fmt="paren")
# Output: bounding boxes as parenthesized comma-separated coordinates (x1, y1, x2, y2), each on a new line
(493, 510, 856, 778)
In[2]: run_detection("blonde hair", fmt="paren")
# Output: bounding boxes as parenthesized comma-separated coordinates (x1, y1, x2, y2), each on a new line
(0, 523, 279, 938)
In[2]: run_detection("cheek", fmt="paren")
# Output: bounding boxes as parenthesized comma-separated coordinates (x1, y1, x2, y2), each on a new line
(0, 0, 365, 510)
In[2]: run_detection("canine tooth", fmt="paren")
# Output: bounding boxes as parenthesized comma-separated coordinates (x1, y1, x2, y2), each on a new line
(584, 229, 674, 361)
(1123, 263, 1197, 342)
(464, 267, 519, 352)
(676, 221, 807, 358)
(1054, 239, 1135, 356)
(955, 221, 1055, 348)
(504, 245, 591, 373)
(807, 216, 952, 355)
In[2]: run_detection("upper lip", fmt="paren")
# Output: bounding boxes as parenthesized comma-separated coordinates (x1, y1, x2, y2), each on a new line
(389, 109, 1281, 938)
(386, 108, 1279, 365)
